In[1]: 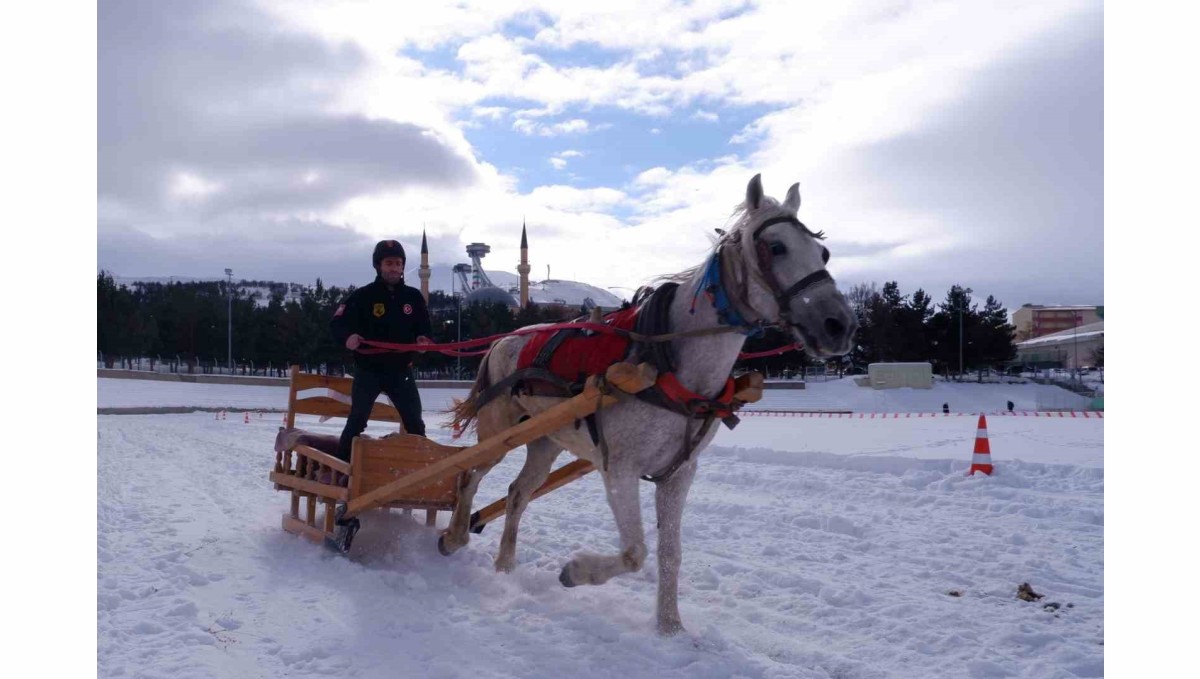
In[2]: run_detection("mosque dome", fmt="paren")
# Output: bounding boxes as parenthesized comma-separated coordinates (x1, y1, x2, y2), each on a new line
(463, 286, 519, 308)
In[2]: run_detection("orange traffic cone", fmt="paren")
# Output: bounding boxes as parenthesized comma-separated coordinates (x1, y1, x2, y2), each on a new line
(968, 414, 993, 475)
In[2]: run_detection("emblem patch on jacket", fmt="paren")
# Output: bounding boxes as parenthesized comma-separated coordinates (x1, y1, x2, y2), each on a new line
(373, 303, 385, 318)
(403, 304, 413, 315)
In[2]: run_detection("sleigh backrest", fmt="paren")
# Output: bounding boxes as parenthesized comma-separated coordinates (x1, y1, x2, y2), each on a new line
(285, 365, 405, 429)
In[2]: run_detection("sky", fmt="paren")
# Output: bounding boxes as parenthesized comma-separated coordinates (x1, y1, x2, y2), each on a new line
(96, 0, 1103, 310)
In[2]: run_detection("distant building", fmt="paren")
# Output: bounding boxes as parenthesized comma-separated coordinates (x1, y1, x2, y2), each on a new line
(446, 224, 623, 313)
(464, 285, 519, 307)
(1012, 304, 1102, 341)
(1014, 320, 1103, 369)
(867, 363, 933, 389)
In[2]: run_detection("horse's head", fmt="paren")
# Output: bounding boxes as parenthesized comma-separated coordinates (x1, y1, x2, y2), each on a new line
(728, 174, 857, 358)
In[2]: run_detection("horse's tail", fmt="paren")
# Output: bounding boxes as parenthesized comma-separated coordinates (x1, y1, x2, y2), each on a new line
(446, 349, 493, 435)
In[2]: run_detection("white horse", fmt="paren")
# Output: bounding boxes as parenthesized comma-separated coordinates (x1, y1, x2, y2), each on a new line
(445, 174, 857, 634)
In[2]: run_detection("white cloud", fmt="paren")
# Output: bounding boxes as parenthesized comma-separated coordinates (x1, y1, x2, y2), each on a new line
(549, 149, 585, 170)
(168, 171, 222, 201)
(471, 106, 508, 120)
(103, 0, 1101, 305)
(514, 117, 592, 136)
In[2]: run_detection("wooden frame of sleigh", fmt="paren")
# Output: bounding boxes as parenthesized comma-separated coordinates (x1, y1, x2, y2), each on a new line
(270, 363, 763, 552)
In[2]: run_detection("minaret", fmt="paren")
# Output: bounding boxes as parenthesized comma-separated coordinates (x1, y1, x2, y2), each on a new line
(418, 229, 431, 302)
(517, 221, 531, 308)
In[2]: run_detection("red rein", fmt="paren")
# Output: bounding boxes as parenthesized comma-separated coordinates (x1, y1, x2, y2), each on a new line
(356, 321, 802, 361)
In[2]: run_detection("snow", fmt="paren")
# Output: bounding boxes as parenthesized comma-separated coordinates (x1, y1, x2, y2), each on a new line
(98, 374, 1094, 415)
(97, 377, 1103, 677)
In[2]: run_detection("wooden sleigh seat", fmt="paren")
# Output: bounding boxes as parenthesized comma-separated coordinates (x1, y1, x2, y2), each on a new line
(269, 366, 462, 544)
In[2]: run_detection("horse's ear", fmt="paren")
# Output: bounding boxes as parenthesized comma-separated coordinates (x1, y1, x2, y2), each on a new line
(784, 183, 801, 213)
(746, 174, 763, 210)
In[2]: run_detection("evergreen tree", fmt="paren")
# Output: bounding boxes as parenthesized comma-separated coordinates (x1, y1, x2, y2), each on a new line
(977, 295, 1017, 367)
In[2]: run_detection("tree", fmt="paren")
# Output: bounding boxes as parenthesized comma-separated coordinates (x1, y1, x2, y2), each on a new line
(928, 285, 978, 376)
(977, 295, 1017, 367)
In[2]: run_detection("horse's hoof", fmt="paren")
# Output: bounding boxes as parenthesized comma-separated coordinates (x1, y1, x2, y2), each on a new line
(437, 535, 455, 557)
(559, 565, 577, 588)
(657, 620, 686, 636)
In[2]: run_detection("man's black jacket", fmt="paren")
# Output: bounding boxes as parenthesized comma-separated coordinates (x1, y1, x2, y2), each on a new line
(330, 276, 432, 371)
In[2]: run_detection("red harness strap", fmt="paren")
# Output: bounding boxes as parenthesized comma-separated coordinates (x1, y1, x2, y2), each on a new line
(655, 373, 737, 418)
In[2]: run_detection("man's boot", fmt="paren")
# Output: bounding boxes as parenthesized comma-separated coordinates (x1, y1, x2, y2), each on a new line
(325, 503, 360, 554)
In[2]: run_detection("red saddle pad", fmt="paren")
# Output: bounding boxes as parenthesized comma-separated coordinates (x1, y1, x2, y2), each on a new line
(517, 306, 640, 384)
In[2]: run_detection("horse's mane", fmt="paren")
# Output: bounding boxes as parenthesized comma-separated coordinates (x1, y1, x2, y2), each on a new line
(654, 198, 785, 285)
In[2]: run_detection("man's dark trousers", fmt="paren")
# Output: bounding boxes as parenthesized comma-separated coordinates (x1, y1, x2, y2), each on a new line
(337, 366, 426, 462)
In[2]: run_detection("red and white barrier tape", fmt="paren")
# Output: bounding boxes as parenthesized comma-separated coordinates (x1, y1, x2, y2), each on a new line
(739, 410, 1103, 419)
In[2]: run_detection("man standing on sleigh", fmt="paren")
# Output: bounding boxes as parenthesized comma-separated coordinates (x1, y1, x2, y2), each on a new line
(330, 239, 433, 462)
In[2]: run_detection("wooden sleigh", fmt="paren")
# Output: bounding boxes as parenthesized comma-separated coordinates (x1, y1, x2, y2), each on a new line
(270, 363, 764, 550)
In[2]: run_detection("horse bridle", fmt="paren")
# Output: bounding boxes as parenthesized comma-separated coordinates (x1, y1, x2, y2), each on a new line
(719, 215, 835, 330)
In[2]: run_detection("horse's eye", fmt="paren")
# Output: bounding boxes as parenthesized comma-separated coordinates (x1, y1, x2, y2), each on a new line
(769, 242, 787, 256)
(821, 247, 830, 264)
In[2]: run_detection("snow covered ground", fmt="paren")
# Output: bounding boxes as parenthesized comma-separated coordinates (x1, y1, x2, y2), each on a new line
(97, 379, 1103, 678)
(98, 374, 1094, 415)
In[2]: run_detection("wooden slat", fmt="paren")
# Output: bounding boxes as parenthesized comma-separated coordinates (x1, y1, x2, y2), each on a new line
(290, 397, 406, 423)
(286, 366, 299, 430)
(282, 514, 329, 543)
(292, 445, 351, 476)
(290, 371, 354, 393)
(349, 435, 462, 504)
(471, 458, 596, 532)
(287, 369, 406, 425)
(345, 362, 656, 519)
(269, 472, 350, 502)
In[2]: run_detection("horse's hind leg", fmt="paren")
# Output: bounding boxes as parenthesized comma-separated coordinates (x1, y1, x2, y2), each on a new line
(494, 438, 562, 572)
(559, 468, 646, 587)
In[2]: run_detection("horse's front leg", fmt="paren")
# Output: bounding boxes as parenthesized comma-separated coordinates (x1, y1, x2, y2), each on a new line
(653, 459, 698, 635)
(559, 467, 646, 587)
(439, 459, 499, 555)
(494, 438, 561, 572)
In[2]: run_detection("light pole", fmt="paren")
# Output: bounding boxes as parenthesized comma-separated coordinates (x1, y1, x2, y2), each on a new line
(958, 287, 973, 380)
(225, 268, 233, 373)
(452, 272, 462, 378)
(1073, 310, 1081, 385)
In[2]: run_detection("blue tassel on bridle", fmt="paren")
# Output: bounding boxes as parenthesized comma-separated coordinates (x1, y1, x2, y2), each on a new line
(690, 251, 766, 337)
